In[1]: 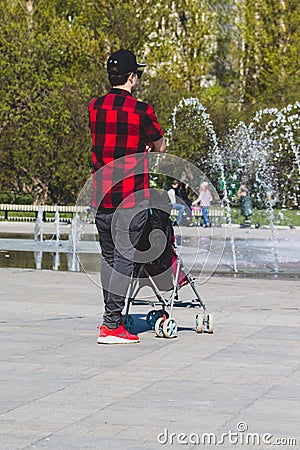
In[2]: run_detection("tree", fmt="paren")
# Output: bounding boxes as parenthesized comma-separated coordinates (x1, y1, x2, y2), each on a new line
(140, 0, 218, 92)
(1, 0, 299, 204)
(0, 0, 101, 203)
(235, 0, 300, 108)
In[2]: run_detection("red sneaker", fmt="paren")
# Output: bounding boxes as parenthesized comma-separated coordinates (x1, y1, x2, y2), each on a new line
(97, 324, 140, 344)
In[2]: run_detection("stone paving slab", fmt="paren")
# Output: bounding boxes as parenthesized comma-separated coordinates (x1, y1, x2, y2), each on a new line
(0, 268, 299, 450)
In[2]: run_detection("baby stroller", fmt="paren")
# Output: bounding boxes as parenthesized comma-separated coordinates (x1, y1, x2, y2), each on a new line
(123, 191, 214, 339)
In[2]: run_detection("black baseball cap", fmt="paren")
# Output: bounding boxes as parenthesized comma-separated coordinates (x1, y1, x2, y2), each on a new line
(107, 49, 146, 75)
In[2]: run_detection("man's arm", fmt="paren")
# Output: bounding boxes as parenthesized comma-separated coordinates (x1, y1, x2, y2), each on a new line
(144, 104, 165, 153)
(151, 136, 166, 153)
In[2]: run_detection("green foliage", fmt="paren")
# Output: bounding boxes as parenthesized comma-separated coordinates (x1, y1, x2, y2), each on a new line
(0, 0, 98, 204)
(168, 105, 211, 169)
(0, 0, 299, 204)
(236, 0, 300, 107)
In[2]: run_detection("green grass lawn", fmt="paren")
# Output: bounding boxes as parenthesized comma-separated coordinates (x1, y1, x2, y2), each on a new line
(229, 207, 300, 227)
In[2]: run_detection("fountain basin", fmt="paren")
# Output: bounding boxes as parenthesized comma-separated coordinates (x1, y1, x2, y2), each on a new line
(1, 222, 299, 277)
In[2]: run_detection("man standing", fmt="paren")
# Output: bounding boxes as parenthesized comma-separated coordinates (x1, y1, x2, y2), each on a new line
(88, 49, 165, 344)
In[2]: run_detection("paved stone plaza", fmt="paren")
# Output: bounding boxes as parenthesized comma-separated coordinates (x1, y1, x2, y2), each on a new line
(0, 264, 299, 449)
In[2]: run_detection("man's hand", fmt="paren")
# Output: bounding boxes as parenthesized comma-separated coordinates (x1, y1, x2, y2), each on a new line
(151, 137, 166, 153)
(145, 142, 154, 152)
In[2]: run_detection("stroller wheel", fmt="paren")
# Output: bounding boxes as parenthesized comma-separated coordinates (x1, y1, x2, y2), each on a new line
(146, 310, 158, 329)
(162, 318, 178, 339)
(154, 317, 164, 338)
(206, 313, 214, 334)
(123, 315, 134, 333)
(195, 313, 204, 333)
(146, 309, 169, 330)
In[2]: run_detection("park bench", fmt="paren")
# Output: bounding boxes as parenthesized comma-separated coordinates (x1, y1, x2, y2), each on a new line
(171, 206, 224, 227)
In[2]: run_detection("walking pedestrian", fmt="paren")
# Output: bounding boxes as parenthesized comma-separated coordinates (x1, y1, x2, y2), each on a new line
(192, 181, 212, 227)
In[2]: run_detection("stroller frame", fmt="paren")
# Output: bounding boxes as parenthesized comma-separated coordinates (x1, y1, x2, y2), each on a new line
(124, 253, 213, 338)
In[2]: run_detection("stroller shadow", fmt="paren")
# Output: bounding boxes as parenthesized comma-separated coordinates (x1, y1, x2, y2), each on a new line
(131, 313, 151, 334)
(177, 326, 197, 332)
(173, 300, 201, 309)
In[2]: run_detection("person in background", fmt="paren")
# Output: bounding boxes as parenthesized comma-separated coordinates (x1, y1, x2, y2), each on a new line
(192, 181, 212, 227)
(237, 183, 252, 228)
(167, 180, 186, 226)
(177, 181, 193, 225)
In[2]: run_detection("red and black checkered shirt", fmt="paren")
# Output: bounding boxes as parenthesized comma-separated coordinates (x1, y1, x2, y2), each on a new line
(88, 88, 164, 211)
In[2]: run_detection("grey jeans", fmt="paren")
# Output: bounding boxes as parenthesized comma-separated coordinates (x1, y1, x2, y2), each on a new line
(95, 201, 148, 329)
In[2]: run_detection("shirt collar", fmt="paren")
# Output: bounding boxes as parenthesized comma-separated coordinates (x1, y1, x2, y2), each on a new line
(109, 88, 133, 97)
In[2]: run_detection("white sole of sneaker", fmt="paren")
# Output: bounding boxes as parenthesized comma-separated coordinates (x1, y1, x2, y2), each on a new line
(97, 336, 140, 344)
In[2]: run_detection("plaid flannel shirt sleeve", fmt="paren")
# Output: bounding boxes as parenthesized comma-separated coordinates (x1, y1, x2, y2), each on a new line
(143, 104, 164, 143)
